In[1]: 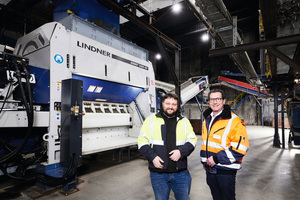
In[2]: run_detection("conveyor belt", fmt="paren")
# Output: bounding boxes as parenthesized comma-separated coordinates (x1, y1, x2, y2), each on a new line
(217, 76, 270, 97)
(155, 76, 209, 105)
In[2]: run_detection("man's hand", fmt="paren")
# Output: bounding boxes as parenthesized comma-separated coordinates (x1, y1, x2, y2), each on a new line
(152, 156, 164, 169)
(206, 156, 216, 167)
(169, 149, 181, 162)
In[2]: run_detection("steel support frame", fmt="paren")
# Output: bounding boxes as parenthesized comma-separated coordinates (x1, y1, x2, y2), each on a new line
(209, 33, 300, 56)
(281, 85, 285, 149)
(273, 84, 281, 148)
(155, 36, 181, 101)
(268, 48, 300, 72)
(273, 84, 286, 148)
(210, 34, 300, 72)
(261, 99, 264, 127)
(210, 33, 300, 73)
(184, 0, 225, 47)
(98, 0, 182, 99)
(232, 16, 237, 47)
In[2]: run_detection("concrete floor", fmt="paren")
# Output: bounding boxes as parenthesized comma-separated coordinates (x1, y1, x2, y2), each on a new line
(1, 125, 300, 200)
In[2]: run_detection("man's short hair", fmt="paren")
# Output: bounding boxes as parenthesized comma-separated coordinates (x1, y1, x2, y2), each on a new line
(162, 92, 179, 102)
(208, 88, 225, 100)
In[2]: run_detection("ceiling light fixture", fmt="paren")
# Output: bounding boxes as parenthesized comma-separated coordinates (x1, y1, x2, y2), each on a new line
(201, 32, 209, 42)
(156, 53, 162, 60)
(172, 4, 181, 13)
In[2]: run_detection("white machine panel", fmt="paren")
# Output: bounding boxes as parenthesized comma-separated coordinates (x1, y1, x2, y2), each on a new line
(13, 19, 156, 164)
(0, 111, 49, 127)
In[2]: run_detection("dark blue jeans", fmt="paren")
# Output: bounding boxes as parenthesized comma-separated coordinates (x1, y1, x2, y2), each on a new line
(150, 170, 192, 200)
(206, 171, 236, 200)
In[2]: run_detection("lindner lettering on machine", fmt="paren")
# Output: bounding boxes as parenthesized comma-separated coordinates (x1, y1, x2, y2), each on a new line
(77, 41, 111, 57)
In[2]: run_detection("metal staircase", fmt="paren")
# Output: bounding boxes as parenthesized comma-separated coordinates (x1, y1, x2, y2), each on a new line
(227, 92, 249, 110)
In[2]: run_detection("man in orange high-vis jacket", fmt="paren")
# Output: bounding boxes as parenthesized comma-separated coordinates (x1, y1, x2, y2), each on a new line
(200, 88, 249, 200)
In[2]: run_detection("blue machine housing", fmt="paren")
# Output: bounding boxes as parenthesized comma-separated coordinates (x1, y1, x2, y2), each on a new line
(29, 67, 145, 105)
(72, 74, 146, 104)
(29, 66, 50, 105)
(288, 101, 300, 145)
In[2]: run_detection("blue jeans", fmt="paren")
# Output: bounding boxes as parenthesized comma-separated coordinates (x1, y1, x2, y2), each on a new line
(150, 170, 191, 200)
(206, 171, 236, 200)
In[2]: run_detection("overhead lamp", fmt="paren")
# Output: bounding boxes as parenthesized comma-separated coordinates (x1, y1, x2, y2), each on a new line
(155, 53, 162, 60)
(172, 3, 181, 13)
(201, 32, 209, 42)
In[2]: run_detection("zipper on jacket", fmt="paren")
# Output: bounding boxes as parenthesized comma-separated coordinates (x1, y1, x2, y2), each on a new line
(236, 136, 242, 150)
(206, 122, 210, 159)
(213, 127, 225, 134)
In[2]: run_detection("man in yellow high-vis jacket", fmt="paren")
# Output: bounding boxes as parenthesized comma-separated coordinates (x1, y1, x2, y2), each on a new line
(201, 88, 249, 200)
(138, 92, 197, 200)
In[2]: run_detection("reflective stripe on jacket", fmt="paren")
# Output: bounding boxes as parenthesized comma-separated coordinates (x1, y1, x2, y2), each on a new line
(200, 105, 249, 171)
(138, 112, 197, 171)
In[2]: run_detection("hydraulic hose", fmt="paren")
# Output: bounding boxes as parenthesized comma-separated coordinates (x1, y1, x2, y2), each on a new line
(0, 81, 12, 114)
(22, 63, 34, 120)
(0, 63, 33, 164)
(35, 154, 78, 186)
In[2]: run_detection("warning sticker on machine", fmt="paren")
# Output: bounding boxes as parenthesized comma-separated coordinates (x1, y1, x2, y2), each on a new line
(94, 86, 103, 93)
(87, 85, 96, 92)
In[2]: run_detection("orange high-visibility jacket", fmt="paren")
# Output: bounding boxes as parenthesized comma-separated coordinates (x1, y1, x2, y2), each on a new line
(200, 105, 249, 171)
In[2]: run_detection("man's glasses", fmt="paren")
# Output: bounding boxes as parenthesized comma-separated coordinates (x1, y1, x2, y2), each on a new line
(209, 98, 223, 103)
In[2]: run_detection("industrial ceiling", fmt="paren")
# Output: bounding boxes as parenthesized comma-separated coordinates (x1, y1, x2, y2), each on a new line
(0, 0, 299, 92)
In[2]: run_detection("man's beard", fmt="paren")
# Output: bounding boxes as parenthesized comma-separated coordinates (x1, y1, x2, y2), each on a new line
(163, 109, 177, 117)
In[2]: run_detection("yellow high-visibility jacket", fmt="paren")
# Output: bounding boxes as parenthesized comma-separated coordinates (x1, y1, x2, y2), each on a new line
(138, 112, 197, 172)
(200, 105, 249, 172)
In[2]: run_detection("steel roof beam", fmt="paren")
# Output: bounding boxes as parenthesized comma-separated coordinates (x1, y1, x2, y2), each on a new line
(98, 0, 180, 50)
(209, 33, 300, 57)
(268, 48, 300, 73)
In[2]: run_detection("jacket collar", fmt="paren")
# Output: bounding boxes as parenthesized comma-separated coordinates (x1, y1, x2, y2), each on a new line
(203, 104, 231, 119)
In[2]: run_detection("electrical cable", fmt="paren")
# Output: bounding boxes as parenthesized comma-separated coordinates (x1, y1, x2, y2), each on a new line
(0, 148, 62, 184)
(15, 152, 47, 180)
(35, 154, 78, 186)
(0, 62, 33, 164)
(0, 163, 30, 181)
(0, 147, 47, 181)
(57, 114, 71, 138)
(0, 64, 15, 114)
(0, 54, 78, 187)
(0, 81, 12, 114)
(22, 63, 33, 120)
